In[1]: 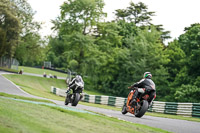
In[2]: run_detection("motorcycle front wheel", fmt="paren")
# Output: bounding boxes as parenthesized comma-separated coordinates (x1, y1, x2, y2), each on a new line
(65, 95, 69, 105)
(121, 104, 128, 114)
(71, 93, 80, 106)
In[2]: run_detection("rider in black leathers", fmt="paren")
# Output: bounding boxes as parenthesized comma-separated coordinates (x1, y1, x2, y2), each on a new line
(129, 72, 156, 106)
(66, 75, 84, 93)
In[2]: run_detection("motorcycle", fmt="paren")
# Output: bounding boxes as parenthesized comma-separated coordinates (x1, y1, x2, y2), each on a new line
(65, 81, 84, 106)
(122, 87, 155, 118)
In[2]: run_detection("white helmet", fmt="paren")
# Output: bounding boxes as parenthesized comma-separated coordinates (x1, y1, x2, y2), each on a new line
(143, 72, 152, 79)
(75, 75, 83, 82)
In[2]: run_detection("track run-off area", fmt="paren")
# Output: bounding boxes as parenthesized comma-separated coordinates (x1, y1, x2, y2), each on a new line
(0, 71, 200, 133)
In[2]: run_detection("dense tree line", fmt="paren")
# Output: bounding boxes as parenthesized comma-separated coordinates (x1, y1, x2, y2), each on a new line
(0, 0, 45, 66)
(1, 0, 200, 102)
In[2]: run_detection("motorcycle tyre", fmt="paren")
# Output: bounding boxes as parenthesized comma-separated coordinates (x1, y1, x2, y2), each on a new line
(71, 93, 80, 106)
(65, 95, 69, 105)
(135, 100, 148, 118)
(121, 105, 128, 114)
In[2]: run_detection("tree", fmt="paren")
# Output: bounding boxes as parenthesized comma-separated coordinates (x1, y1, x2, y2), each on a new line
(11, 0, 41, 35)
(154, 24, 171, 42)
(126, 27, 169, 100)
(164, 40, 186, 82)
(178, 23, 200, 82)
(114, 2, 170, 45)
(91, 22, 132, 96)
(175, 85, 200, 103)
(114, 2, 155, 26)
(59, 0, 106, 35)
(15, 32, 44, 66)
(0, 28, 6, 57)
(95, 22, 122, 48)
(0, 0, 43, 66)
(127, 2, 155, 26)
(0, 0, 21, 57)
(12, 0, 43, 66)
(116, 20, 138, 48)
(114, 9, 129, 21)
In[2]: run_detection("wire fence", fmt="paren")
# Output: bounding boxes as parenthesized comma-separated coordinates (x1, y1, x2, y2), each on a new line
(0, 56, 19, 70)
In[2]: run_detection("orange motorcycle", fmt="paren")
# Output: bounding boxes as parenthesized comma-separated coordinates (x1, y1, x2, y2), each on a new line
(122, 87, 154, 118)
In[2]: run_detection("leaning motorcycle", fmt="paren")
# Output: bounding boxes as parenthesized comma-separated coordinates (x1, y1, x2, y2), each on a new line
(122, 87, 155, 118)
(65, 81, 84, 106)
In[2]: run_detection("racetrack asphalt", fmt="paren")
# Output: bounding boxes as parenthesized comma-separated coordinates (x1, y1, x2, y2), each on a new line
(0, 71, 200, 133)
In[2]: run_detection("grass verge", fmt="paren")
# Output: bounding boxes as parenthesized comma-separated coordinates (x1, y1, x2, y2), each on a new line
(3, 74, 66, 101)
(3, 74, 105, 97)
(19, 66, 106, 96)
(0, 92, 53, 103)
(0, 97, 169, 133)
(0, 67, 18, 73)
(18, 66, 67, 77)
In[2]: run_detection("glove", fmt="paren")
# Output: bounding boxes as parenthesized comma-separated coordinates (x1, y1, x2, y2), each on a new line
(128, 86, 133, 89)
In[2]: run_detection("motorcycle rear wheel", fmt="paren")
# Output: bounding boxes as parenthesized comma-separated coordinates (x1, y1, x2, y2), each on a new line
(135, 100, 148, 118)
(71, 93, 80, 106)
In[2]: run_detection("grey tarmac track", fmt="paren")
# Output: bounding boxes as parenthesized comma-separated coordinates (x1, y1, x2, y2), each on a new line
(0, 71, 200, 133)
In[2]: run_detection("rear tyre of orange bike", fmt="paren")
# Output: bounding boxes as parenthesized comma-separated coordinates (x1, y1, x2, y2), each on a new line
(135, 100, 148, 118)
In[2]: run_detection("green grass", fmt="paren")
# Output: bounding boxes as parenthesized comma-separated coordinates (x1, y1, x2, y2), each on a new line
(0, 92, 53, 103)
(0, 67, 18, 73)
(0, 97, 169, 133)
(3, 74, 66, 101)
(19, 66, 105, 96)
(18, 66, 68, 77)
(3, 74, 104, 97)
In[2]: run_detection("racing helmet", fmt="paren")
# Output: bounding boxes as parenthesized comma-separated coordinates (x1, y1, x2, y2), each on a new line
(75, 75, 83, 82)
(143, 72, 152, 79)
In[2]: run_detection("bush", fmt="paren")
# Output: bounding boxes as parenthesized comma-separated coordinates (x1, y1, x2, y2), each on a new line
(175, 84, 200, 103)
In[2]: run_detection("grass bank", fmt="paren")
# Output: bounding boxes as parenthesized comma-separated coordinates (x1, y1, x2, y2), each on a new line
(0, 97, 169, 133)
(18, 66, 67, 77)
(3, 74, 66, 101)
(0, 67, 18, 73)
(18, 66, 106, 95)
(3, 74, 105, 97)
(0, 92, 53, 103)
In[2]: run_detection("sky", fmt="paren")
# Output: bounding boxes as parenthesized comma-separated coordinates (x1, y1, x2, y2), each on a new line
(27, 0, 200, 43)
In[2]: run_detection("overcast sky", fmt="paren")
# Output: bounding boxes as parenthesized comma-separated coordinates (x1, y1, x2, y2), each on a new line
(27, 0, 200, 43)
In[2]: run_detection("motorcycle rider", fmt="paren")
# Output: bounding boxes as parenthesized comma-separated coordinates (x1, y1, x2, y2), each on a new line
(128, 72, 156, 106)
(66, 75, 84, 96)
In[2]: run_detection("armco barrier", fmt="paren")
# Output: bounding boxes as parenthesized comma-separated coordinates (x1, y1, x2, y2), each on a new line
(192, 103, 200, 117)
(51, 86, 200, 118)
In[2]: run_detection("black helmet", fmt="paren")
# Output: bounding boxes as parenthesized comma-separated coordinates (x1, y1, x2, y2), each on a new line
(143, 72, 152, 79)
